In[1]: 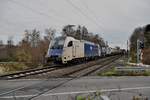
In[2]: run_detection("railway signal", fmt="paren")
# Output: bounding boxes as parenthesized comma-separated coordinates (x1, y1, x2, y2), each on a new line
(139, 42, 144, 49)
(137, 39, 144, 63)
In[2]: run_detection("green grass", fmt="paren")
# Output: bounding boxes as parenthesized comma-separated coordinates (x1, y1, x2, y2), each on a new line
(0, 62, 28, 74)
(143, 71, 150, 76)
(98, 69, 150, 76)
(98, 71, 117, 76)
(77, 96, 86, 100)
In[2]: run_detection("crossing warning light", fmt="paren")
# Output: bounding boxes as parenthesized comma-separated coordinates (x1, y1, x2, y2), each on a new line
(139, 42, 144, 49)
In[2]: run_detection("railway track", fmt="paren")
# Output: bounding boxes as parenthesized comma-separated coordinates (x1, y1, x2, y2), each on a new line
(0, 55, 121, 80)
(0, 55, 122, 99)
(0, 65, 61, 80)
(27, 55, 121, 79)
(26, 55, 122, 100)
(63, 55, 120, 77)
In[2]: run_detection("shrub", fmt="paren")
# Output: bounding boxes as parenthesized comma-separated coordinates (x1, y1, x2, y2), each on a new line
(98, 69, 150, 76)
(100, 71, 116, 76)
(0, 62, 27, 74)
(15, 49, 32, 63)
(77, 96, 86, 100)
(142, 49, 150, 65)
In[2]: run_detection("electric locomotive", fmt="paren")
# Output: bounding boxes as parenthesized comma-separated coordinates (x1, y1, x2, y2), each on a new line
(46, 36, 100, 64)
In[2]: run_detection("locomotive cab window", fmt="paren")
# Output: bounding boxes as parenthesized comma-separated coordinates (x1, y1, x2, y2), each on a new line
(68, 41, 73, 47)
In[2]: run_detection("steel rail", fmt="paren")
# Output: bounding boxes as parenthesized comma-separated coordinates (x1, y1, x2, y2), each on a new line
(0, 65, 61, 80)
(0, 55, 121, 99)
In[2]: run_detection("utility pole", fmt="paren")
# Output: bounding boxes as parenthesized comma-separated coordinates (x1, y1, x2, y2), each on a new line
(137, 39, 140, 63)
(80, 30, 82, 40)
(127, 40, 129, 62)
(137, 39, 144, 64)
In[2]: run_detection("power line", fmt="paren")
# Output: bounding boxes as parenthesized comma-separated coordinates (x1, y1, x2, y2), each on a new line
(39, 2, 74, 22)
(65, 0, 105, 33)
(4, 0, 106, 35)
(80, 0, 105, 28)
(62, 0, 90, 27)
(8, 0, 68, 24)
(0, 17, 26, 28)
(79, 0, 106, 37)
(0, 17, 29, 34)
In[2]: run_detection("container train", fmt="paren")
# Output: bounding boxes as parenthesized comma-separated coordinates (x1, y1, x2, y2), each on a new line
(46, 36, 122, 64)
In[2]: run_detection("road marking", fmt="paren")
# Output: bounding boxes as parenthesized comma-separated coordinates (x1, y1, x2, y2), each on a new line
(1, 86, 150, 98)
(0, 86, 27, 96)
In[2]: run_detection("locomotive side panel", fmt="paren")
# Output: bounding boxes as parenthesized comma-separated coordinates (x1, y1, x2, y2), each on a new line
(84, 43, 99, 58)
(106, 47, 112, 55)
(101, 47, 106, 56)
(62, 37, 76, 63)
(62, 46, 73, 63)
(73, 41, 84, 59)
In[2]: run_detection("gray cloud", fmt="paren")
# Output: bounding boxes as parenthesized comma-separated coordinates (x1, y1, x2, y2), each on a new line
(0, 0, 150, 48)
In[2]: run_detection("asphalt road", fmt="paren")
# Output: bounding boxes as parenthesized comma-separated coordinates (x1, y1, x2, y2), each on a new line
(0, 76, 150, 100)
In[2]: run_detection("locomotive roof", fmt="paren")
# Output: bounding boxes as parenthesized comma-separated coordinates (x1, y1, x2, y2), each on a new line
(56, 36, 99, 46)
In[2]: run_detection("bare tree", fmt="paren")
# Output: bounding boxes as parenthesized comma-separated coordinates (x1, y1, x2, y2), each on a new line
(22, 29, 41, 47)
(144, 24, 150, 48)
(62, 25, 75, 37)
(130, 27, 143, 49)
(82, 26, 88, 40)
(41, 28, 56, 64)
(75, 25, 82, 39)
(30, 29, 40, 48)
(130, 27, 143, 62)
(6, 36, 16, 61)
(0, 40, 3, 46)
(24, 30, 30, 42)
(142, 24, 150, 65)
(44, 28, 56, 43)
(7, 36, 14, 47)
(16, 28, 56, 67)
(61, 25, 105, 47)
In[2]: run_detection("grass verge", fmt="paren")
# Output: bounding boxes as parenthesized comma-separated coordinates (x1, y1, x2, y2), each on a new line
(98, 68, 150, 76)
(0, 62, 28, 75)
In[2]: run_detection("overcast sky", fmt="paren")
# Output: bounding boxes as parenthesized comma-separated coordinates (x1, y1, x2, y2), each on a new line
(0, 0, 150, 48)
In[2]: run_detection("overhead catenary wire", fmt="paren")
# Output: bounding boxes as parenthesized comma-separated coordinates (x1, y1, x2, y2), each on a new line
(0, 17, 27, 28)
(79, 0, 106, 37)
(65, 0, 102, 31)
(6, 0, 105, 34)
(3, 0, 108, 38)
(80, 0, 105, 28)
(38, 2, 74, 23)
(65, 0, 105, 33)
(8, 0, 68, 24)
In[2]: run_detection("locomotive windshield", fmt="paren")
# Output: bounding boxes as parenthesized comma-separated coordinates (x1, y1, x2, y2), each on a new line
(50, 37, 66, 49)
